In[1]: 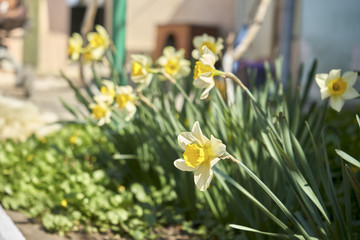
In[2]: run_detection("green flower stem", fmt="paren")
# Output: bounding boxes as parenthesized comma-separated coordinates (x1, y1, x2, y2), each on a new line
(223, 72, 281, 140)
(223, 72, 256, 103)
(226, 153, 312, 239)
(161, 70, 198, 113)
(137, 92, 155, 110)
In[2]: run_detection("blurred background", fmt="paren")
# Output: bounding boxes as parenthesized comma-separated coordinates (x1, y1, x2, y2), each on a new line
(1, 0, 360, 118)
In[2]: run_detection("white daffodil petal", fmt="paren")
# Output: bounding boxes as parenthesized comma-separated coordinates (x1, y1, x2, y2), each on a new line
(192, 121, 209, 144)
(342, 71, 358, 86)
(199, 81, 215, 100)
(320, 88, 330, 100)
(174, 159, 196, 172)
(193, 34, 214, 48)
(210, 157, 221, 168)
(157, 56, 167, 66)
(194, 163, 213, 191)
(209, 135, 226, 157)
(343, 87, 360, 100)
(328, 69, 341, 81)
(329, 95, 344, 112)
(191, 49, 201, 60)
(91, 48, 105, 60)
(163, 46, 175, 56)
(94, 94, 113, 104)
(177, 132, 196, 150)
(97, 118, 105, 126)
(201, 50, 216, 65)
(124, 103, 136, 121)
(194, 76, 213, 88)
(315, 73, 328, 88)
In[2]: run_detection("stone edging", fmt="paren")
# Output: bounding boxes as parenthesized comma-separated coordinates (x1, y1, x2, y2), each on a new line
(0, 205, 26, 240)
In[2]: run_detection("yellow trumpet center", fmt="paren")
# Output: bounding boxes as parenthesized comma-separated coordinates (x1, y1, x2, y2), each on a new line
(92, 105, 107, 119)
(328, 77, 347, 96)
(89, 33, 106, 48)
(183, 143, 209, 168)
(132, 61, 144, 77)
(164, 59, 180, 76)
(193, 61, 213, 79)
(200, 41, 217, 54)
(83, 47, 93, 61)
(67, 45, 78, 56)
(116, 94, 132, 108)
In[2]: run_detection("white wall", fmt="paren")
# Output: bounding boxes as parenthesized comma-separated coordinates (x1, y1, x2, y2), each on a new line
(300, 0, 360, 73)
(126, 0, 235, 54)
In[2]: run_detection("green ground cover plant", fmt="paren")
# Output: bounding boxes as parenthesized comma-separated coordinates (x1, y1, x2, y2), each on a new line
(0, 124, 205, 239)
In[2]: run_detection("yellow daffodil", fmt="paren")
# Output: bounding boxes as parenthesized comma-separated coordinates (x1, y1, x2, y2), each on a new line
(315, 69, 359, 112)
(130, 54, 154, 92)
(86, 25, 110, 60)
(157, 46, 191, 80)
(89, 102, 112, 126)
(192, 33, 224, 60)
(174, 121, 226, 191)
(115, 85, 137, 121)
(193, 46, 224, 99)
(94, 80, 116, 105)
(67, 33, 83, 61)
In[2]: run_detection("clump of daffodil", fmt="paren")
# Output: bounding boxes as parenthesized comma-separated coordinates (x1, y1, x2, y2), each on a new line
(192, 33, 224, 60)
(67, 33, 83, 61)
(174, 121, 226, 191)
(130, 54, 154, 92)
(94, 80, 116, 105)
(86, 25, 110, 60)
(315, 69, 359, 112)
(115, 85, 137, 121)
(193, 46, 224, 99)
(89, 102, 112, 126)
(157, 46, 191, 80)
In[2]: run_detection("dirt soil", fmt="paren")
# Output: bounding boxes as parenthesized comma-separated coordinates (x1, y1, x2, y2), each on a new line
(6, 210, 193, 240)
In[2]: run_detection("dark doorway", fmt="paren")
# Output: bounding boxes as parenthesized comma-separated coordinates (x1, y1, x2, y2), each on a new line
(70, 6, 104, 35)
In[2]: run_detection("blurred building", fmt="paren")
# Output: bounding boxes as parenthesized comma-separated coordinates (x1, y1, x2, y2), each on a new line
(2, 0, 360, 78)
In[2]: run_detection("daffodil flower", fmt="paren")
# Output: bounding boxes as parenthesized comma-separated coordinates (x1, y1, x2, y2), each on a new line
(193, 46, 224, 99)
(94, 80, 116, 105)
(115, 85, 137, 121)
(157, 46, 191, 80)
(89, 102, 112, 126)
(174, 121, 226, 191)
(315, 69, 359, 112)
(67, 33, 83, 61)
(80, 45, 92, 63)
(130, 54, 154, 92)
(192, 33, 224, 60)
(87, 25, 110, 60)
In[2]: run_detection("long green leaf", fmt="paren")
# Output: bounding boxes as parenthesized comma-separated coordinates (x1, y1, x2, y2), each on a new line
(335, 149, 360, 168)
(345, 165, 360, 206)
(321, 128, 348, 239)
(229, 224, 319, 240)
(214, 168, 291, 232)
(228, 155, 312, 239)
